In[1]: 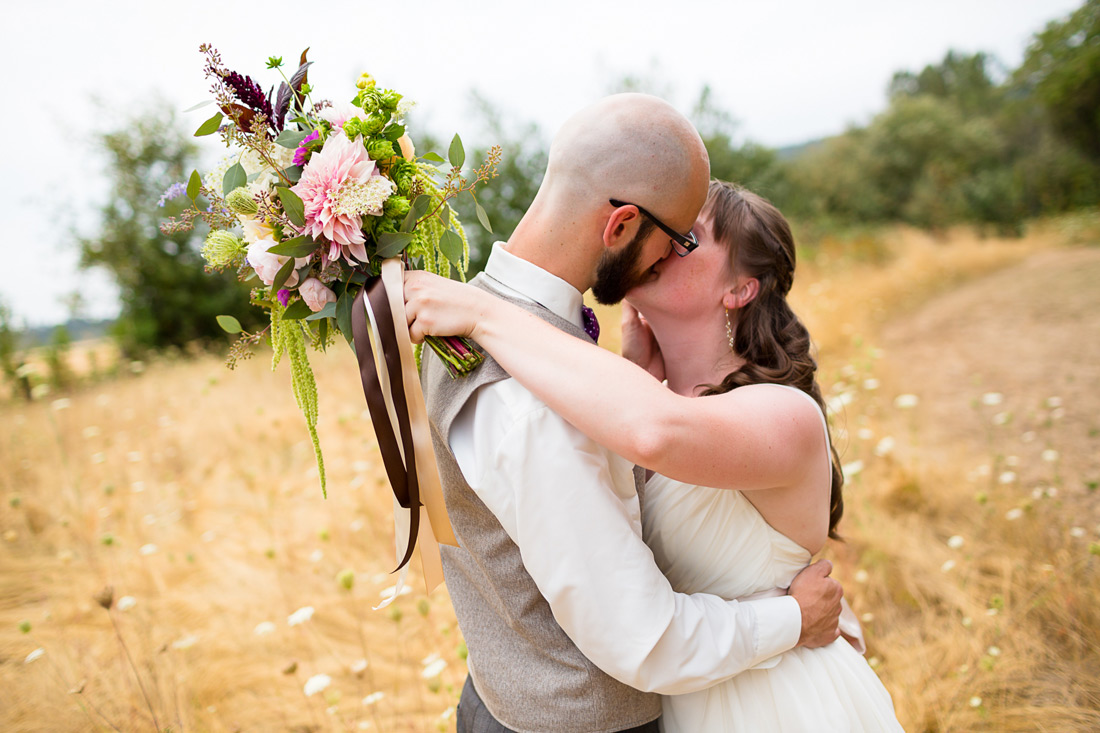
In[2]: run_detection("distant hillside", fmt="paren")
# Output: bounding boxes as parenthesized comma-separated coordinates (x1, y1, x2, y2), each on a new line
(775, 137, 827, 161)
(21, 318, 114, 347)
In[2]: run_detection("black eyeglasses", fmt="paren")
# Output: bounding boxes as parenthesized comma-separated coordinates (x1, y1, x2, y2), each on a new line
(609, 199, 699, 257)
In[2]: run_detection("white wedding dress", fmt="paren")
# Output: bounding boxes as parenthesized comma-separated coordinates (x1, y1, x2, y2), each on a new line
(643, 388, 905, 732)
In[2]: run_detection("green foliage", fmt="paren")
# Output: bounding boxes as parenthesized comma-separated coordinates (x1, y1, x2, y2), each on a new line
(1017, 0, 1100, 160)
(449, 93, 547, 274)
(271, 304, 325, 496)
(77, 102, 259, 356)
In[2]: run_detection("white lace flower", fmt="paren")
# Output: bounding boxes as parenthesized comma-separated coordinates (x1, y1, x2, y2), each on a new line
(288, 606, 315, 626)
(304, 674, 331, 697)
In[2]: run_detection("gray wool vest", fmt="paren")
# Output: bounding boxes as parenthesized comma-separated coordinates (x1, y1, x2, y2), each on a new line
(421, 274, 661, 733)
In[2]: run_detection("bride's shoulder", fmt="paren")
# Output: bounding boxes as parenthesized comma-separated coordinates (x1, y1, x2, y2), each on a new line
(714, 383, 825, 438)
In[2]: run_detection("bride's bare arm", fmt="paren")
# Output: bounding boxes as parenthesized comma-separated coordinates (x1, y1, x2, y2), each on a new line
(404, 271, 821, 492)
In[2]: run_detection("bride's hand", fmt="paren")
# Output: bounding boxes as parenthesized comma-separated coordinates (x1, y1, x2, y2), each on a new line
(403, 271, 487, 344)
(620, 302, 665, 381)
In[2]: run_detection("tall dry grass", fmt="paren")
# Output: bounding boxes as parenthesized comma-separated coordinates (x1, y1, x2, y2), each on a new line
(3, 216, 1098, 731)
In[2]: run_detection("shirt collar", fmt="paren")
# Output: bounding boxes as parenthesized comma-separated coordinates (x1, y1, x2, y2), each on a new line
(483, 242, 584, 329)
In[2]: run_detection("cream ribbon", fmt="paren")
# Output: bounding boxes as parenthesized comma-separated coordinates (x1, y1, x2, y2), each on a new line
(367, 259, 457, 608)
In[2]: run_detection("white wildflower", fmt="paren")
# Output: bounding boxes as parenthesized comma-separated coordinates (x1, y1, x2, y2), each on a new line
(171, 634, 199, 650)
(1041, 449, 1059, 462)
(947, 535, 965, 550)
(854, 569, 869, 583)
(863, 378, 880, 391)
(1051, 407, 1065, 420)
(1069, 527, 1086, 538)
(842, 460, 864, 480)
(31, 384, 50, 400)
(304, 674, 331, 697)
(857, 428, 874, 441)
(309, 549, 324, 563)
(1046, 396, 1062, 408)
(1005, 508, 1024, 521)
(82, 426, 101, 439)
(1021, 431, 1037, 443)
(969, 696, 982, 708)
(51, 398, 72, 411)
(254, 621, 276, 636)
(422, 659, 447, 679)
(362, 692, 384, 705)
(861, 613, 874, 623)
(25, 648, 44, 663)
(987, 646, 1001, 657)
(998, 471, 1017, 485)
(961, 617, 972, 628)
(350, 659, 369, 674)
(826, 392, 854, 413)
(288, 606, 315, 626)
(1005, 455, 1019, 467)
(893, 394, 919, 409)
(941, 559, 956, 573)
(874, 436, 896, 457)
(139, 544, 157, 556)
(117, 596, 137, 611)
(981, 392, 1003, 406)
(992, 411, 1010, 425)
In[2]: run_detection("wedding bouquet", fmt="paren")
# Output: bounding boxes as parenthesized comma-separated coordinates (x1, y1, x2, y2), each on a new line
(163, 46, 499, 497)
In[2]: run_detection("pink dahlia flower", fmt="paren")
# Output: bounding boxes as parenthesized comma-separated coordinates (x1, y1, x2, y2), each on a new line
(291, 132, 392, 264)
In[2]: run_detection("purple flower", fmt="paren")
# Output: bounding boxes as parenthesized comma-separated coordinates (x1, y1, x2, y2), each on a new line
(277, 289, 291, 306)
(293, 130, 321, 167)
(157, 182, 188, 208)
(224, 71, 276, 132)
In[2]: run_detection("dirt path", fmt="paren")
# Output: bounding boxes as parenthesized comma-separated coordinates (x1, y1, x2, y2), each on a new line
(877, 245, 1100, 518)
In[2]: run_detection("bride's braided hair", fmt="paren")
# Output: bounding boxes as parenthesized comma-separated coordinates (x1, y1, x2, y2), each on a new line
(700, 181, 844, 539)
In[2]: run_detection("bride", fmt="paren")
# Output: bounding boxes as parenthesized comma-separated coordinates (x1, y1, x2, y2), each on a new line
(404, 181, 903, 731)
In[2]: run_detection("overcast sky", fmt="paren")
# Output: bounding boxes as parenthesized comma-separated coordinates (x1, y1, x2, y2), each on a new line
(4, 0, 1080, 327)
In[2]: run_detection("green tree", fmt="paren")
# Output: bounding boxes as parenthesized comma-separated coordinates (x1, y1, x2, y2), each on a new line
(888, 51, 1005, 116)
(1016, 0, 1100, 160)
(78, 103, 258, 355)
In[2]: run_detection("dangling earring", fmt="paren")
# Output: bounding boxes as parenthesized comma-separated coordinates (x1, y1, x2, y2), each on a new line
(725, 308, 735, 350)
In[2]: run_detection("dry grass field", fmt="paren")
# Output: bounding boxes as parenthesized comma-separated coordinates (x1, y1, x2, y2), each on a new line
(2, 215, 1098, 731)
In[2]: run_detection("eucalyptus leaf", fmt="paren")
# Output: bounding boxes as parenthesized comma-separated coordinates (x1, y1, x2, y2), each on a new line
(376, 232, 415, 258)
(281, 165, 303, 183)
(384, 124, 406, 142)
(267, 235, 317, 258)
(318, 318, 329, 350)
(222, 162, 246, 196)
(439, 230, 464, 266)
(271, 257, 297, 292)
(448, 134, 465, 169)
(216, 315, 242, 334)
(186, 170, 202, 200)
(401, 194, 434, 232)
(335, 289, 354, 345)
(183, 100, 214, 113)
(282, 299, 313, 320)
(277, 187, 306, 227)
(475, 200, 493, 233)
(276, 128, 310, 149)
(305, 301, 337, 321)
(195, 111, 223, 137)
(421, 152, 446, 164)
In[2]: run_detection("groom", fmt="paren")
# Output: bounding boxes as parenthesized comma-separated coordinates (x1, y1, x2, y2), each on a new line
(421, 94, 844, 733)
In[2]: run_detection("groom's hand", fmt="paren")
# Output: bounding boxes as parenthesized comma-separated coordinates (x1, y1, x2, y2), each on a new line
(789, 560, 843, 648)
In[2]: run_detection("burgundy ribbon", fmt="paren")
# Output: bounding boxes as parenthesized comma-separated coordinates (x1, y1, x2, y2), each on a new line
(351, 276, 421, 572)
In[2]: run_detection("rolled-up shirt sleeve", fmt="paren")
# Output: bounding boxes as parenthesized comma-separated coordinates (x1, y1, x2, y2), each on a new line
(452, 383, 802, 695)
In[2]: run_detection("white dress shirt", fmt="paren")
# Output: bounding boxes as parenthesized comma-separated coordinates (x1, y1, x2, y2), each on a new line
(448, 242, 803, 694)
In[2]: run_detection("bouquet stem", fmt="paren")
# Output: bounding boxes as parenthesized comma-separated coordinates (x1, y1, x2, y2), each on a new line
(425, 335, 483, 378)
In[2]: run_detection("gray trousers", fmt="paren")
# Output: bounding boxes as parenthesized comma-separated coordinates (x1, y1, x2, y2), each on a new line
(457, 676, 661, 733)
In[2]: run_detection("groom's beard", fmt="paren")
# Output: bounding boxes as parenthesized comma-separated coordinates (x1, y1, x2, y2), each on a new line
(591, 222, 655, 305)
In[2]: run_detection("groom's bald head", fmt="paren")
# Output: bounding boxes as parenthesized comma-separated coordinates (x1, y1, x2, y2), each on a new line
(539, 94, 710, 233)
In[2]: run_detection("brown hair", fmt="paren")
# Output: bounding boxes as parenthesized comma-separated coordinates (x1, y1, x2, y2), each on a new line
(700, 181, 844, 539)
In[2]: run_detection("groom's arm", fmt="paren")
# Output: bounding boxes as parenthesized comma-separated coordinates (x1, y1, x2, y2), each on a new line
(452, 383, 829, 694)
